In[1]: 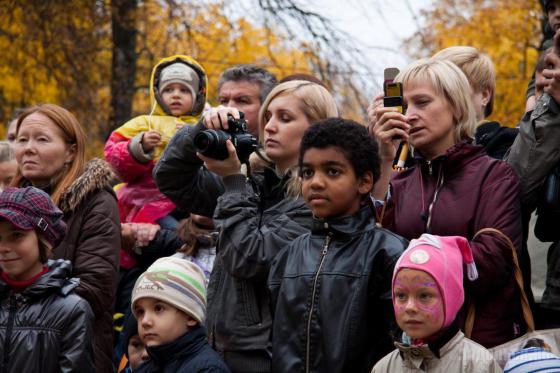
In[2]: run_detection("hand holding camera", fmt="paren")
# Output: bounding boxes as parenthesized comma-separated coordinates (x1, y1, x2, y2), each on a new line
(196, 106, 257, 163)
(195, 106, 258, 177)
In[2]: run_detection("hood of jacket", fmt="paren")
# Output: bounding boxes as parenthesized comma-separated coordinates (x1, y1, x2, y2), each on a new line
(59, 158, 115, 214)
(150, 55, 208, 121)
(0, 259, 79, 298)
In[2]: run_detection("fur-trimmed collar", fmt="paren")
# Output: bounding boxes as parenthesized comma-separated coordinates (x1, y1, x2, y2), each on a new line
(59, 158, 115, 213)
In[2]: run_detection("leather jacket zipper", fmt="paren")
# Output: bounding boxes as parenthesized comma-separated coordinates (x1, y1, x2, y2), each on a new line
(427, 160, 433, 176)
(2, 296, 17, 373)
(305, 231, 332, 373)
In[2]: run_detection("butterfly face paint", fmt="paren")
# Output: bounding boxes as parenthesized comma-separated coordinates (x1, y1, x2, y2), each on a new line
(393, 268, 444, 341)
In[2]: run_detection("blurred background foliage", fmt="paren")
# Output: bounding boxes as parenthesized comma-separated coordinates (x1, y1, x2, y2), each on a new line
(0, 0, 546, 156)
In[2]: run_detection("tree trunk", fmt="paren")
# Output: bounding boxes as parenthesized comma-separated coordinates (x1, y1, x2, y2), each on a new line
(108, 0, 138, 139)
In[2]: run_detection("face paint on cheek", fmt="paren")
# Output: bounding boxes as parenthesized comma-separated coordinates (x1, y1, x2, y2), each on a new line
(394, 303, 407, 317)
(417, 298, 444, 324)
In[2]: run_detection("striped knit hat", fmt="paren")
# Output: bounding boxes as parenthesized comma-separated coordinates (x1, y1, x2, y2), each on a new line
(131, 257, 207, 324)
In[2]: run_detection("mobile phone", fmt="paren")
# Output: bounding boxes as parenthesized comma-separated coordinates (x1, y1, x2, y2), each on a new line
(383, 67, 408, 170)
(383, 67, 403, 113)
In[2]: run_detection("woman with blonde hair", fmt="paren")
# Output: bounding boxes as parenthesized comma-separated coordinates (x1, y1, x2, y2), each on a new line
(154, 80, 338, 371)
(11, 103, 120, 373)
(370, 59, 525, 348)
(432, 46, 518, 160)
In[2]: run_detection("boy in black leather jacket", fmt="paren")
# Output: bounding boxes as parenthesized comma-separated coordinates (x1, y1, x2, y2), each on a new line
(268, 118, 408, 373)
(0, 187, 94, 372)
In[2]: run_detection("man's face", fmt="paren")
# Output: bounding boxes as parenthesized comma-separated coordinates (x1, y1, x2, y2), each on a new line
(218, 80, 262, 137)
(548, 0, 560, 32)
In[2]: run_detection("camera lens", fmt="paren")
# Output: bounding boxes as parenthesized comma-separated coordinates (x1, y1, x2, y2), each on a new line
(194, 131, 215, 152)
(194, 129, 231, 160)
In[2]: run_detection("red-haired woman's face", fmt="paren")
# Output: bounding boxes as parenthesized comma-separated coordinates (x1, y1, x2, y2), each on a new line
(14, 113, 75, 186)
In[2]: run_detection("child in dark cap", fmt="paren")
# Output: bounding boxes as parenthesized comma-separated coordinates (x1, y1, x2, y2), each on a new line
(0, 186, 94, 372)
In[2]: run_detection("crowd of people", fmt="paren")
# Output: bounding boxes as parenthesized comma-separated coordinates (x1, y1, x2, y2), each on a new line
(2, 1, 560, 372)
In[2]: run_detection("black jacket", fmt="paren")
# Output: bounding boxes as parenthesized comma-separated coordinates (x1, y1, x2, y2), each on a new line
(268, 206, 407, 373)
(0, 259, 94, 373)
(135, 325, 230, 373)
(154, 122, 314, 358)
(474, 121, 518, 160)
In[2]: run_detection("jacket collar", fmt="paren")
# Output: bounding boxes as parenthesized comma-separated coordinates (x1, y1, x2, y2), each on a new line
(413, 139, 485, 177)
(311, 205, 376, 238)
(395, 324, 463, 368)
(58, 158, 115, 213)
(424, 319, 460, 358)
(0, 259, 78, 299)
(395, 332, 464, 369)
(145, 324, 207, 366)
(475, 121, 501, 145)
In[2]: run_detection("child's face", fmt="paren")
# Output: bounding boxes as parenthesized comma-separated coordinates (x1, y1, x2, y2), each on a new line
(0, 220, 43, 281)
(0, 159, 17, 192)
(393, 269, 444, 340)
(161, 83, 193, 117)
(127, 334, 148, 370)
(301, 146, 373, 218)
(549, 0, 560, 32)
(133, 298, 197, 347)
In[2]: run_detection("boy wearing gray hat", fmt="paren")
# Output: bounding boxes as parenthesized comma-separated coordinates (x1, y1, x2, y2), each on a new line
(131, 257, 230, 372)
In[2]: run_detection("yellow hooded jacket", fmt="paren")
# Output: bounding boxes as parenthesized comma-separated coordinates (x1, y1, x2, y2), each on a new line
(104, 55, 207, 227)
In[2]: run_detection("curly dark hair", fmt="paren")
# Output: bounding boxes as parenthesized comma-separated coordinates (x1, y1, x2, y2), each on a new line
(298, 118, 380, 183)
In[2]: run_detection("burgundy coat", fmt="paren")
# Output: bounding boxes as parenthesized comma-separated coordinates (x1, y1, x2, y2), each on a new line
(381, 141, 525, 348)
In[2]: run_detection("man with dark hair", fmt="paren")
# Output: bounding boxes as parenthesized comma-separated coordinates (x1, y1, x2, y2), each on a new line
(217, 64, 277, 136)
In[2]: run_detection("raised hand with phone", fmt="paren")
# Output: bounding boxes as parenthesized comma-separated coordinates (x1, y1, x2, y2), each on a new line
(368, 67, 411, 199)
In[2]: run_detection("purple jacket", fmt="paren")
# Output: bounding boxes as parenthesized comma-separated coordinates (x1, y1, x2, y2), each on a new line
(381, 140, 526, 348)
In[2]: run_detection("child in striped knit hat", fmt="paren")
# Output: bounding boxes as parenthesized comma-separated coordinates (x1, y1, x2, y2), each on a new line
(131, 257, 230, 372)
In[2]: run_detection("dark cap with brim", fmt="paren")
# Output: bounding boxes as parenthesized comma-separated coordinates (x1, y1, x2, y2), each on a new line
(0, 187, 66, 247)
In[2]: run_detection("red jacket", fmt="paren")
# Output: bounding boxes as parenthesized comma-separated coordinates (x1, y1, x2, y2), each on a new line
(382, 141, 525, 348)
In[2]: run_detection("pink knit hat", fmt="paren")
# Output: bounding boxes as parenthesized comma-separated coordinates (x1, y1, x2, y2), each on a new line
(393, 234, 479, 328)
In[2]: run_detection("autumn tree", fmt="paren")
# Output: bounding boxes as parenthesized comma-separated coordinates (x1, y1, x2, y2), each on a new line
(405, 0, 543, 126)
(0, 0, 373, 150)
(0, 0, 110, 138)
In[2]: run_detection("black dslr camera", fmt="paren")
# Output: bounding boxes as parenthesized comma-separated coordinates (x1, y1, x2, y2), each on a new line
(194, 112, 257, 163)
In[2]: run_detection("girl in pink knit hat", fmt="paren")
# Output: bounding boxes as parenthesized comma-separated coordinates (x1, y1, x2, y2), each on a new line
(372, 234, 501, 372)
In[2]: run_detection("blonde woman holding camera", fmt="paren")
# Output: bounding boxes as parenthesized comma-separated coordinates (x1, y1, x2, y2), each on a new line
(370, 59, 525, 349)
(154, 80, 338, 371)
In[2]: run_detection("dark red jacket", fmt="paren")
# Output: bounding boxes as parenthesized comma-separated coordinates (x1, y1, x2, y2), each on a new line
(381, 141, 525, 348)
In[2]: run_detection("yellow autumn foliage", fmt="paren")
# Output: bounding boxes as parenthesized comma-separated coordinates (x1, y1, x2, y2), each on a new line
(0, 1, 315, 157)
(405, 0, 542, 126)
(132, 2, 313, 115)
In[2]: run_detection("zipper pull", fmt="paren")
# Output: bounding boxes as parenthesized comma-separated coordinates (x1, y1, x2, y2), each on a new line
(428, 161, 433, 176)
(322, 233, 332, 255)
